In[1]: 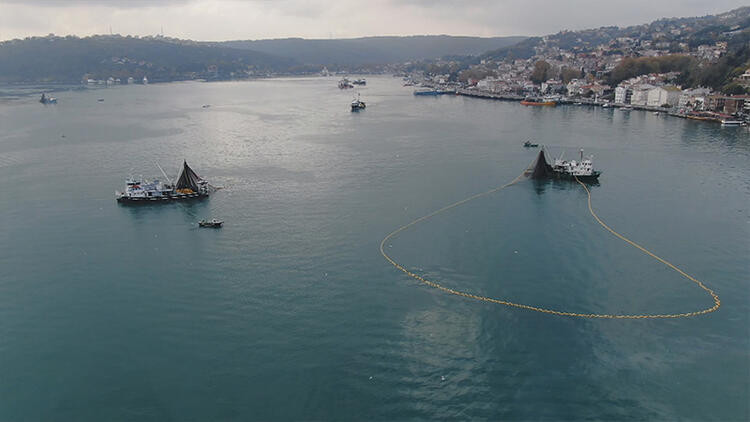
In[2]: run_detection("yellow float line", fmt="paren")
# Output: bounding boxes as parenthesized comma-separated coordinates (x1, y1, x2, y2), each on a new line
(380, 168, 720, 319)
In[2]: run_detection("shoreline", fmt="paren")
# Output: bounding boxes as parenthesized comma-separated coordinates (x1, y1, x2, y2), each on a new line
(452, 87, 745, 126)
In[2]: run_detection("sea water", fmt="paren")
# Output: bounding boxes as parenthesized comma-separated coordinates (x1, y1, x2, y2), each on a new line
(0, 77, 747, 420)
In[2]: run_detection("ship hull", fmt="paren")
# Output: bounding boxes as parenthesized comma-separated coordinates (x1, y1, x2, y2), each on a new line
(551, 171, 601, 182)
(521, 100, 556, 106)
(116, 192, 208, 204)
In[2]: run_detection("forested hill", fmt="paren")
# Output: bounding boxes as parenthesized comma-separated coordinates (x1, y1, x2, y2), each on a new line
(221, 35, 527, 66)
(0, 35, 296, 83)
(0, 34, 526, 83)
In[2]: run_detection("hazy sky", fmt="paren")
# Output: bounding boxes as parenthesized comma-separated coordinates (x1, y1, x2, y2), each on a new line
(0, 0, 747, 41)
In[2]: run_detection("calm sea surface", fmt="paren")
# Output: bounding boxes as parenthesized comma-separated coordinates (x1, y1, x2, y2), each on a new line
(0, 77, 748, 421)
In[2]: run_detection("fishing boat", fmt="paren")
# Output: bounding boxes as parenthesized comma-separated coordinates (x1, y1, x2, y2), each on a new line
(351, 94, 366, 111)
(523, 141, 539, 148)
(116, 161, 211, 203)
(530, 148, 600, 182)
(199, 219, 223, 228)
(686, 111, 724, 122)
(520, 98, 556, 106)
(39, 93, 57, 104)
(413, 87, 439, 96)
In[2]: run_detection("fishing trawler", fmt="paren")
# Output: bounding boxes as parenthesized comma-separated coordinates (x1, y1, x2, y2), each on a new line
(116, 161, 211, 203)
(530, 148, 600, 181)
(520, 98, 556, 106)
(351, 94, 366, 111)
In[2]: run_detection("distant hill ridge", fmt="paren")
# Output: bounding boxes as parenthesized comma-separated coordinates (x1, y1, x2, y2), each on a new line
(220, 35, 527, 66)
(0, 34, 526, 83)
(0, 35, 295, 83)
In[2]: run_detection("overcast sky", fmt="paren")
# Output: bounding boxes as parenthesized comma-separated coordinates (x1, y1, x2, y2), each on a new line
(0, 0, 747, 41)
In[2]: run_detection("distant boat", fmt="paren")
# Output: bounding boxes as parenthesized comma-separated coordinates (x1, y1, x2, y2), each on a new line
(523, 141, 539, 148)
(338, 78, 353, 89)
(686, 111, 720, 122)
(413, 87, 439, 96)
(352, 78, 366, 86)
(199, 218, 223, 228)
(520, 98, 556, 106)
(39, 93, 57, 104)
(721, 119, 742, 126)
(351, 93, 366, 111)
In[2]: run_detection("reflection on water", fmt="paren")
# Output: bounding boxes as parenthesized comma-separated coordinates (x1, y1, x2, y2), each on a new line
(531, 178, 600, 195)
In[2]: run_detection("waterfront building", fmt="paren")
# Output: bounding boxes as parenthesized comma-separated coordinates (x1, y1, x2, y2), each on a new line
(737, 68, 750, 87)
(707, 95, 750, 114)
(541, 79, 564, 94)
(647, 86, 681, 107)
(678, 87, 712, 110)
(630, 84, 655, 106)
(615, 86, 632, 104)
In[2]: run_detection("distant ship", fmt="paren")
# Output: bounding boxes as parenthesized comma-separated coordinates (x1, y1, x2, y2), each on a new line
(530, 148, 600, 181)
(413, 87, 440, 96)
(39, 93, 57, 104)
(520, 98, 556, 106)
(351, 94, 366, 111)
(352, 78, 366, 86)
(116, 161, 211, 203)
(338, 78, 353, 89)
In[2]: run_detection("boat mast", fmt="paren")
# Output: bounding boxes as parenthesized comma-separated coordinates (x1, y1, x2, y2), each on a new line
(155, 162, 173, 185)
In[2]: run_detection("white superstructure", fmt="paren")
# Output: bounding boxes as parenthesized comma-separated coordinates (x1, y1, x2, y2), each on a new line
(552, 149, 598, 177)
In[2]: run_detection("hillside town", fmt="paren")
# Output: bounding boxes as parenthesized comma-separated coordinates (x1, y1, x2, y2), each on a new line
(414, 7, 750, 125)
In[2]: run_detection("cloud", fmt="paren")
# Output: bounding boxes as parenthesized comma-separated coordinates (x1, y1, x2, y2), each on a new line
(0, 0, 747, 41)
(1, 0, 193, 7)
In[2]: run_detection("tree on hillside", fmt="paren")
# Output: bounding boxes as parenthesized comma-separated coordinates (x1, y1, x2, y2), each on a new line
(530, 60, 551, 84)
(458, 67, 496, 83)
(607, 54, 694, 85)
(558, 67, 582, 83)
